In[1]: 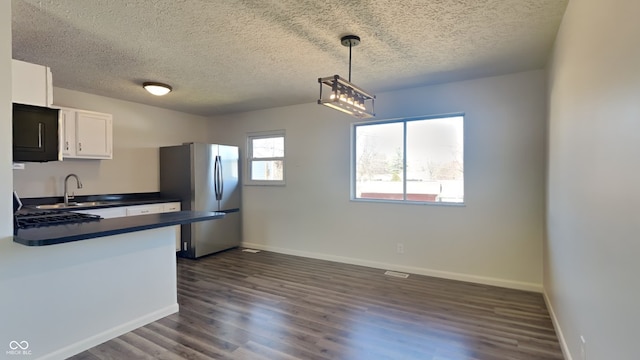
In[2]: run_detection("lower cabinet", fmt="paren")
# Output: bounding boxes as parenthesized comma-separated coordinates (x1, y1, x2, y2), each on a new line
(77, 207, 127, 219)
(160, 203, 182, 251)
(126, 204, 163, 216)
(74, 202, 182, 250)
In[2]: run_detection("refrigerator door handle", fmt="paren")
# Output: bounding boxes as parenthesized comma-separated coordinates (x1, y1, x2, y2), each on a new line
(213, 155, 219, 200)
(219, 157, 224, 199)
(214, 155, 223, 201)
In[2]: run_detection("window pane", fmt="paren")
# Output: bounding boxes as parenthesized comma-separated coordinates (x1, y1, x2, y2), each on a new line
(251, 160, 284, 181)
(354, 122, 404, 200)
(406, 117, 464, 202)
(252, 137, 284, 158)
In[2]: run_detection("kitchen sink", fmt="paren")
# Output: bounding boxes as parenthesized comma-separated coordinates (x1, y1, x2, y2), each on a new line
(34, 201, 114, 210)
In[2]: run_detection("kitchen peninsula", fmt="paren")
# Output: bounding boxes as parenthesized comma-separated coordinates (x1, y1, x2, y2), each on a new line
(7, 208, 224, 359)
(14, 210, 223, 246)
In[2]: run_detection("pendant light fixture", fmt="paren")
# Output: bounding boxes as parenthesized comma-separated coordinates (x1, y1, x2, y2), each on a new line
(143, 82, 172, 96)
(318, 35, 375, 118)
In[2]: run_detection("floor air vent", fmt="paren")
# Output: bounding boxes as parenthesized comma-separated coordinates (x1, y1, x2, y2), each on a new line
(384, 270, 409, 278)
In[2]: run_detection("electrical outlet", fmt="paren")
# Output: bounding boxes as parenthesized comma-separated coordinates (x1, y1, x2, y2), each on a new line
(396, 243, 404, 254)
(580, 335, 586, 360)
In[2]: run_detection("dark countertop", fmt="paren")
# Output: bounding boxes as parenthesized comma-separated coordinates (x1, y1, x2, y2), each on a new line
(18, 192, 181, 212)
(14, 211, 224, 246)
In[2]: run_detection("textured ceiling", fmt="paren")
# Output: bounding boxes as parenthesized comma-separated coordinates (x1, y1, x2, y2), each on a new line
(11, 0, 568, 116)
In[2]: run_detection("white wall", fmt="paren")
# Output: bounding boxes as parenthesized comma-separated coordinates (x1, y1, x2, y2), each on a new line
(13, 88, 211, 197)
(0, 0, 12, 234)
(1, 0, 17, 355)
(210, 70, 547, 291)
(545, 0, 640, 359)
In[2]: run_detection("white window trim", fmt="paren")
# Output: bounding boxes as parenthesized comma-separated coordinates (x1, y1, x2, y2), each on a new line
(245, 130, 286, 186)
(350, 113, 465, 205)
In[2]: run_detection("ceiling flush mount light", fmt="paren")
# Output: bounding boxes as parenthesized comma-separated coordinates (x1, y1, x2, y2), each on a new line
(143, 82, 172, 96)
(318, 35, 375, 119)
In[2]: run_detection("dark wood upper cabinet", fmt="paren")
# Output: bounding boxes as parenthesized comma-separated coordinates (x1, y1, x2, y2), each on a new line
(13, 103, 60, 162)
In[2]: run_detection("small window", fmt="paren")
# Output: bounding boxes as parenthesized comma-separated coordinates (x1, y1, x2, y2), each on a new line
(246, 130, 285, 185)
(352, 114, 464, 204)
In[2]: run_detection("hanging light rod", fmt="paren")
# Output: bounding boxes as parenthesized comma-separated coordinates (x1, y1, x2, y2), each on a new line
(318, 35, 375, 119)
(143, 82, 172, 96)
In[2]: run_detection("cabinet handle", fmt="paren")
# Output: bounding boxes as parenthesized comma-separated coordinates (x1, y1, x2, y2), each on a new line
(38, 123, 43, 148)
(78, 142, 82, 152)
(65, 141, 69, 151)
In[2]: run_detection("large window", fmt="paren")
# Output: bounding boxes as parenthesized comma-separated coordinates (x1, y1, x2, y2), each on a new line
(246, 130, 285, 185)
(352, 114, 464, 204)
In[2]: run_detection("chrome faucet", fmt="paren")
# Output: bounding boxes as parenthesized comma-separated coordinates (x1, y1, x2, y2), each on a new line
(64, 173, 83, 206)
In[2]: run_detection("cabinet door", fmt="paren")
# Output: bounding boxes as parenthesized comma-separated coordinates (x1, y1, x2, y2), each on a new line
(12, 104, 60, 162)
(75, 111, 113, 159)
(162, 202, 181, 212)
(126, 204, 163, 216)
(12, 59, 53, 107)
(72, 207, 127, 219)
(59, 109, 76, 157)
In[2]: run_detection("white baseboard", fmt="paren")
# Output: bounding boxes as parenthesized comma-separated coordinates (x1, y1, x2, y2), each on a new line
(241, 242, 542, 293)
(543, 291, 572, 360)
(39, 304, 179, 360)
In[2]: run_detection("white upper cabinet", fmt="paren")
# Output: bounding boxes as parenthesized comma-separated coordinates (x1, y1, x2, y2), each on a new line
(58, 107, 113, 160)
(12, 59, 53, 107)
(75, 110, 113, 159)
(59, 108, 76, 158)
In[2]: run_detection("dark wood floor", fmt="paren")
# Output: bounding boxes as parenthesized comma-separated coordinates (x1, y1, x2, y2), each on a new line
(70, 249, 564, 360)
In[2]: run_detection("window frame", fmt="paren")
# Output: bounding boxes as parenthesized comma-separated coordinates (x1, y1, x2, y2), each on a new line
(350, 113, 465, 205)
(245, 130, 286, 186)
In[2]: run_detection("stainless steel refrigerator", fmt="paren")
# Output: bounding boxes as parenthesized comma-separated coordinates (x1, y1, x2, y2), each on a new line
(160, 143, 241, 258)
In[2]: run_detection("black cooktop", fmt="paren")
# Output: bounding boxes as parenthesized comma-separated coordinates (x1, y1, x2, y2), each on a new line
(14, 211, 102, 229)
